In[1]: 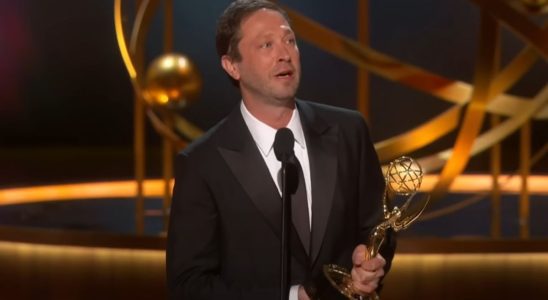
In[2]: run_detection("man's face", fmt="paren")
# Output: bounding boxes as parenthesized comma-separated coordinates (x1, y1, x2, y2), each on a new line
(222, 9, 301, 107)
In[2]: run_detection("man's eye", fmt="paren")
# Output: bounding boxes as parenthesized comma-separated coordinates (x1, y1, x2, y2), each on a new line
(287, 38, 296, 45)
(260, 42, 272, 48)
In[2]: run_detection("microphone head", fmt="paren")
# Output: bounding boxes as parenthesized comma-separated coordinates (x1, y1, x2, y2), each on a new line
(273, 128, 294, 162)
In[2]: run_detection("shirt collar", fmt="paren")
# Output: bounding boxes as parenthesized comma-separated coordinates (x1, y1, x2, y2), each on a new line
(240, 101, 306, 157)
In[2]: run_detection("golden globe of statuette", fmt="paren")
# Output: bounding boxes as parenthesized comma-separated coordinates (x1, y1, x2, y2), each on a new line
(142, 53, 202, 107)
(386, 156, 423, 196)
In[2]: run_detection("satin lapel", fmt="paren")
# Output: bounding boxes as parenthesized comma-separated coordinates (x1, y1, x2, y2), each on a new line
(217, 109, 281, 236)
(298, 101, 339, 265)
(216, 107, 309, 265)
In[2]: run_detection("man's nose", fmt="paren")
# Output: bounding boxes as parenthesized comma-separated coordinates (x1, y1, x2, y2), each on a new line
(277, 44, 291, 62)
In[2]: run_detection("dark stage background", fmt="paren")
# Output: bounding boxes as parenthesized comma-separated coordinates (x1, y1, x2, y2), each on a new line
(0, 0, 546, 235)
(1, 1, 548, 299)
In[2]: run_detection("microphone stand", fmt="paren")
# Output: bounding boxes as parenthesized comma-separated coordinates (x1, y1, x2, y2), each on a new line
(280, 160, 290, 300)
(273, 127, 294, 300)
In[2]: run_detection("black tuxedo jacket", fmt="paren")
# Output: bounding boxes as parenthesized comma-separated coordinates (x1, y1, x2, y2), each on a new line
(167, 100, 395, 299)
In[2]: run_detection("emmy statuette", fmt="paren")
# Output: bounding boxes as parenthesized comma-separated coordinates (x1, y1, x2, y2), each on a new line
(323, 156, 429, 300)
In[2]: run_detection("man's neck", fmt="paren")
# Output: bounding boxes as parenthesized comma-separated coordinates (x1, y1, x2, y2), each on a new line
(242, 98, 296, 129)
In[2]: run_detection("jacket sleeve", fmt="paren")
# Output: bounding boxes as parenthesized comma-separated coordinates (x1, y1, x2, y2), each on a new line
(305, 112, 396, 300)
(166, 152, 279, 300)
(357, 115, 396, 288)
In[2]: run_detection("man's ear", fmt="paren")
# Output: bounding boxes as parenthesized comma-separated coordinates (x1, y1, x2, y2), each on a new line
(221, 55, 240, 81)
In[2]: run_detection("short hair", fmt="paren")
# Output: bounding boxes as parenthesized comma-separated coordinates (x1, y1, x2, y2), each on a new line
(215, 0, 290, 62)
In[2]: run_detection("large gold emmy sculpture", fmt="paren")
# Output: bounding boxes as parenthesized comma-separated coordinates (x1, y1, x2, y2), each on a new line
(323, 157, 429, 300)
(115, 0, 547, 236)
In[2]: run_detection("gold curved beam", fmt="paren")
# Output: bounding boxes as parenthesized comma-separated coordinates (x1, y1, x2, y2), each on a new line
(286, 2, 548, 166)
(418, 84, 548, 173)
(471, 0, 548, 59)
(129, 0, 161, 86)
(147, 110, 187, 148)
(282, 5, 547, 120)
(429, 12, 501, 200)
(375, 41, 541, 161)
(115, 0, 187, 145)
(173, 114, 204, 141)
(485, 43, 547, 119)
(375, 107, 461, 162)
(114, 0, 159, 92)
(114, 0, 138, 80)
(128, 0, 196, 146)
(421, 143, 548, 221)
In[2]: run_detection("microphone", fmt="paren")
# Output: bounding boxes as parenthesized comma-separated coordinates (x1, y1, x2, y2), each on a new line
(273, 127, 294, 300)
(273, 128, 294, 163)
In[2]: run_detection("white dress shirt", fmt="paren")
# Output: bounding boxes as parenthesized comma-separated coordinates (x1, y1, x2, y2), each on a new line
(240, 101, 312, 300)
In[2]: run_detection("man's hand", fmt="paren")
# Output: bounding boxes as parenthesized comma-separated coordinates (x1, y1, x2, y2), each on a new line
(350, 244, 386, 296)
(298, 285, 311, 300)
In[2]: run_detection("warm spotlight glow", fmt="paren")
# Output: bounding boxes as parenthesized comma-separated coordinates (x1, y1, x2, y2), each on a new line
(178, 56, 188, 68)
(0, 239, 166, 296)
(0, 175, 545, 207)
(420, 174, 548, 194)
(160, 56, 176, 69)
(0, 180, 173, 206)
(0, 241, 164, 260)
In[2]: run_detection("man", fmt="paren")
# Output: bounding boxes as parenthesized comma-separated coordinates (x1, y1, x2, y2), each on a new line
(166, 1, 395, 299)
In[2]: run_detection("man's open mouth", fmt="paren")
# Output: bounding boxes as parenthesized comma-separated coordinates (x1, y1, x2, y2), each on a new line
(275, 70, 294, 78)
